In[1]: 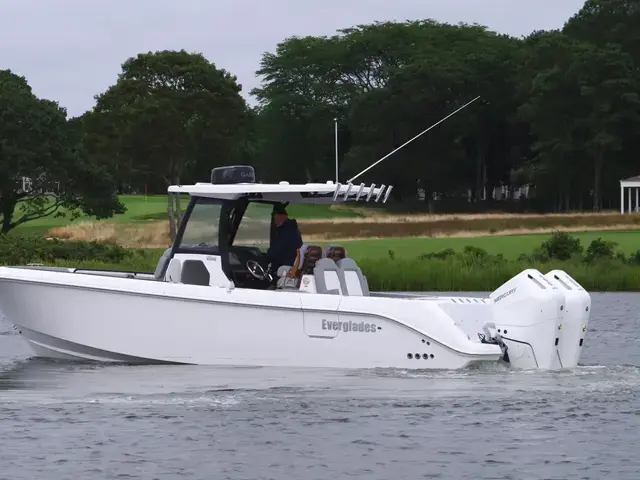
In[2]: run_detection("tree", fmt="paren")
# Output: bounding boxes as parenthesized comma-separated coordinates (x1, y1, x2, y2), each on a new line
(91, 50, 249, 238)
(343, 24, 524, 204)
(0, 70, 124, 235)
(518, 32, 640, 210)
(253, 20, 525, 207)
(252, 35, 349, 183)
(564, 0, 640, 62)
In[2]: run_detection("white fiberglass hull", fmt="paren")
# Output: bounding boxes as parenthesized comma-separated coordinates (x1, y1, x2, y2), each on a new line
(0, 267, 502, 370)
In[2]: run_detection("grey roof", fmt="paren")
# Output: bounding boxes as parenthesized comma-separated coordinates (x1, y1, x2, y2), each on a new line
(621, 176, 640, 182)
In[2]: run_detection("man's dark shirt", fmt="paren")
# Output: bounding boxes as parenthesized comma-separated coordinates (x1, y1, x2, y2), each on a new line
(267, 219, 303, 273)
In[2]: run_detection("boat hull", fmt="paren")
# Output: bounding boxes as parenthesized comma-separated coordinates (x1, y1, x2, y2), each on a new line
(0, 269, 502, 369)
(18, 327, 175, 364)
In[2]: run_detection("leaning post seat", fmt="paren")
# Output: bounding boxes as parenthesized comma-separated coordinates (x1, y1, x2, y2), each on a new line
(321, 244, 369, 296)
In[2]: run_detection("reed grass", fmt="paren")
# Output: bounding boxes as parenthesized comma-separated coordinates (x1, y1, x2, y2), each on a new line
(47, 249, 164, 273)
(46, 212, 640, 247)
(358, 257, 640, 292)
(41, 248, 640, 292)
(47, 221, 171, 248)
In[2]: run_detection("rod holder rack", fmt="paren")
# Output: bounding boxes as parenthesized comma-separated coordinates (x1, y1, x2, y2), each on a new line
(332, 182, 393, 203)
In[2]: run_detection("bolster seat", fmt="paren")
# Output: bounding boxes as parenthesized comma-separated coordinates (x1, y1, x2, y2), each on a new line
(336, 258, 370, 296)
(313, 258, 342, 295)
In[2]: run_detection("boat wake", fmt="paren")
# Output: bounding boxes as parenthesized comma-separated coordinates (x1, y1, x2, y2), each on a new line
(0, 354, 638, 408)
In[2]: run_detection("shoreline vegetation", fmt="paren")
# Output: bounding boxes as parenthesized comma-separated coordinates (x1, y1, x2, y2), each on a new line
(3, 229, 640, 292)
(9, 195, 640, 244)
(44, 218, 640, 247)
(32, 199, 640, 248)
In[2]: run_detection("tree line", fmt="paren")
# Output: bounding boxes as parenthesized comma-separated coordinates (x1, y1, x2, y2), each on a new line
(1, 0, 639, 234)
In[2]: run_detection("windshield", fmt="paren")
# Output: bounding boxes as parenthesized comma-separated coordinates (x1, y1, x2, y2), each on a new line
(179, 198, 221, 249)
(233, 202, 272, 250)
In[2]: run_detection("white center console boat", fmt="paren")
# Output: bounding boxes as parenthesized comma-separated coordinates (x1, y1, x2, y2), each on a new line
(0, 165, 591, 370)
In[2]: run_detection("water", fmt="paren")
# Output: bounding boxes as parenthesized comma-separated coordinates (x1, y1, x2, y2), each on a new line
(1, 292, 639, 480)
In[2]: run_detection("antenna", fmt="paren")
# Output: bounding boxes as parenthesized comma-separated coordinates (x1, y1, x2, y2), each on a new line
(347, 96, 481, 184)
(334, 118, 339, 183)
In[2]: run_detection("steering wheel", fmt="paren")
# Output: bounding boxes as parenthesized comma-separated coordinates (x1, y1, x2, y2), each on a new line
(246, 260, 268, 281)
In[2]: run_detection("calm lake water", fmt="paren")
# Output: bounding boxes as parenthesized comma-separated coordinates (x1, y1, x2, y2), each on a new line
(1, 292, 639, 480)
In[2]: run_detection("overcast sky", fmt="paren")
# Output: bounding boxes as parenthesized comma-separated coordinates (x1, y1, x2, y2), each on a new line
(0, 0, 586, 118)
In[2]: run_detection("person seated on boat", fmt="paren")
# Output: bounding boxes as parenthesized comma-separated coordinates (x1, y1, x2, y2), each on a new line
(267, 204, 303, 276)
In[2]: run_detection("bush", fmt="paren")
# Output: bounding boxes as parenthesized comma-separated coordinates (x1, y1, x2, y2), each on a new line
(539, 231, 583, 261)
(0, 234, 131, 265)
(584, 237, 617, 263)
(418, 247, 456, 260)
(627, 250, 640, 265)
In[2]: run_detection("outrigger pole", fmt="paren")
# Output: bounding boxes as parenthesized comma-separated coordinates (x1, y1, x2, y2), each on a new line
(346, 96, 481, 184)
(332, 95, 480, 204)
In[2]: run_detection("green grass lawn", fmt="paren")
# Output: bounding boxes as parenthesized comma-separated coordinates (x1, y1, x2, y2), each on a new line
(10, 195, 172, 236)
(125, 230, 640, 266)
(10, 194, 364, 236)
(337, 230, 640, 260)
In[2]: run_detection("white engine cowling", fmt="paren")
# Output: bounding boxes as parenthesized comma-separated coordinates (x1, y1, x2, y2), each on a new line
(488, 269, 564, 369)
(543, 269, 591, 369)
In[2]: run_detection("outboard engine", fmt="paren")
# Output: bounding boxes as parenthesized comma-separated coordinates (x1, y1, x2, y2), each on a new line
(487, 269, 564, 369)
(543, 270, 591, 369)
